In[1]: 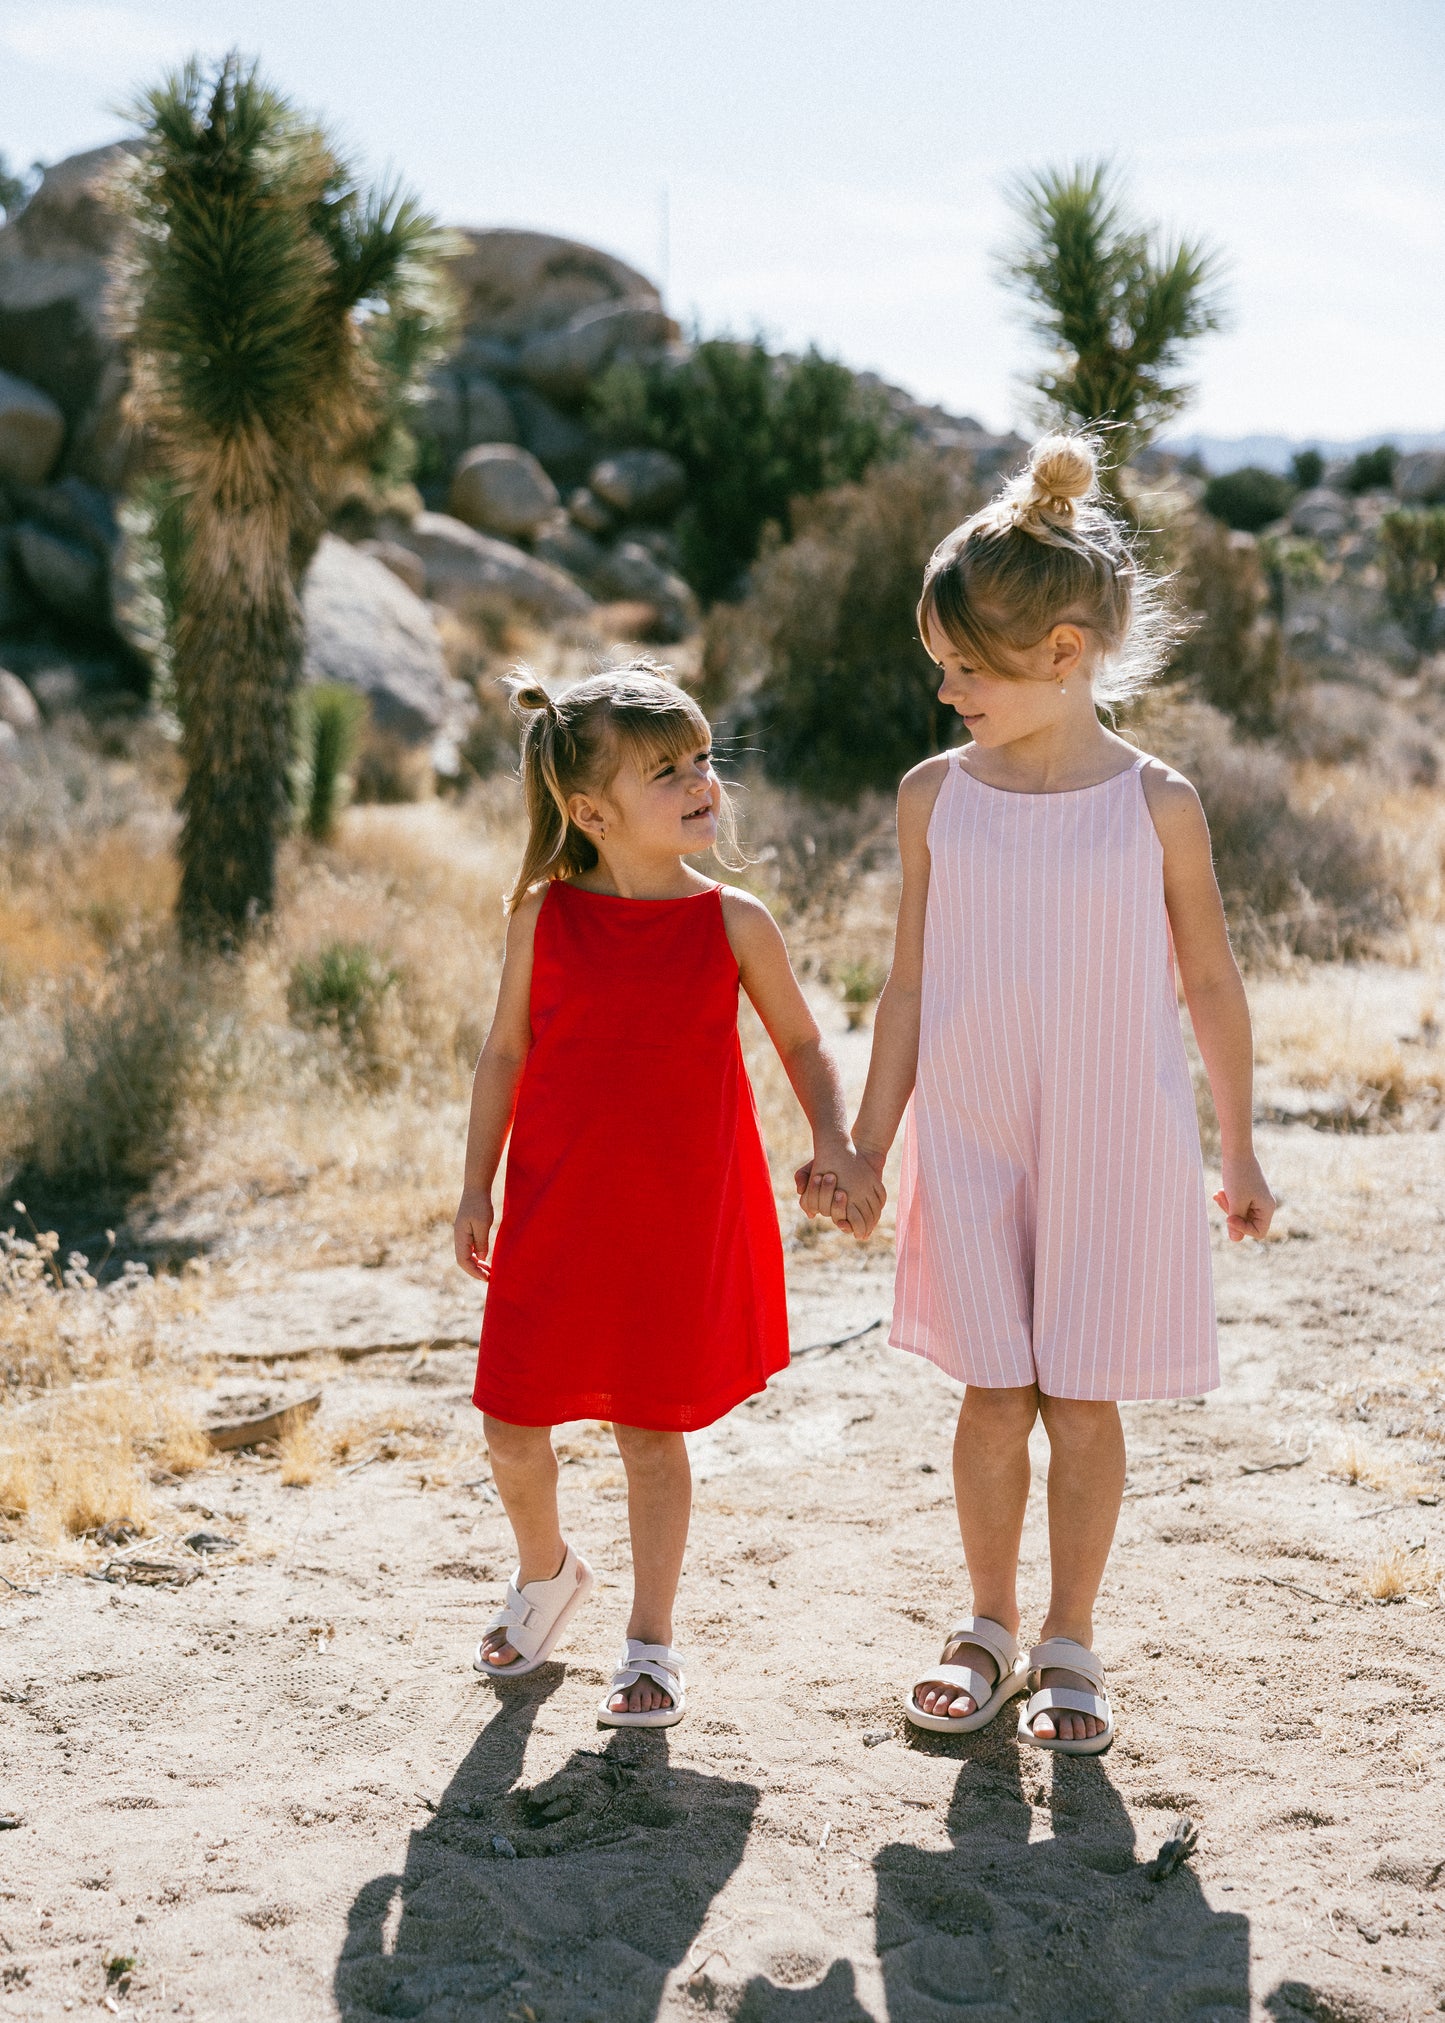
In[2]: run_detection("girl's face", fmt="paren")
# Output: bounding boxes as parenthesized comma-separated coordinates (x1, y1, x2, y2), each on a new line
(923, 611, 1085, 747)
(574, 736, 721, 859)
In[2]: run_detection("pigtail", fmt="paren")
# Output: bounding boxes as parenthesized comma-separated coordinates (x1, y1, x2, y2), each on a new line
(505, 677, 597, 912)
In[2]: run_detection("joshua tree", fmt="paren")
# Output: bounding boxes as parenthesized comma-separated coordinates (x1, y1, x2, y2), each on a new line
(117, 55, 450, 946)
(999, 162, 1226, 476)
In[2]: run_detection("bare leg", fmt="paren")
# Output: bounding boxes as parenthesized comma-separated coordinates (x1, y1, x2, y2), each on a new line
(478, 1415, 564, 1668)
(913, 1384, 1038, 1721)
(1032, 1394, 1126, 1742)
(609, 1425, 692, 1714)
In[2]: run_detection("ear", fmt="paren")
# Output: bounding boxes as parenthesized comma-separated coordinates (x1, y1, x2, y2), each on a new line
(567, 790, 607, 843)
(1049, 624, 1086, 681)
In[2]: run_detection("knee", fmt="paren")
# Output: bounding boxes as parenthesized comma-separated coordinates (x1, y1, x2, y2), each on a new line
(961, 1384, 1038, 1440)
(612, 1424, 686, 1470)
(1037, 1395, 1121, 1449)
(483, 1415, 553, 1466)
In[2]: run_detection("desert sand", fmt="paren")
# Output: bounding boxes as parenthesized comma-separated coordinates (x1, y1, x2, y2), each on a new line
(2, 1111, 1444, 2023)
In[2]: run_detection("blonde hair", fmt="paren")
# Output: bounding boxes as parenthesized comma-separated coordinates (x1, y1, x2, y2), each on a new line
(505, 662, 739, 911)
(917, 432, 1174, 705)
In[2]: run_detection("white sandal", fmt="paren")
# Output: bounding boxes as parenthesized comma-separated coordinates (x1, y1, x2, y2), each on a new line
(596, 1640, 686, 1729)
(1017, 1637, 1114, 1756)
(903, 1615, 1029, 1734)
(473, 1544, 595, 1679)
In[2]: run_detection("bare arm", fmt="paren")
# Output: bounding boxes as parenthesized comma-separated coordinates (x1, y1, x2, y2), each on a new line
(849, 758, 946, 1166)
(721, 888, 884, 1238)
(452, 889, 544, 1278)
(1142, 761, 1275, 1242)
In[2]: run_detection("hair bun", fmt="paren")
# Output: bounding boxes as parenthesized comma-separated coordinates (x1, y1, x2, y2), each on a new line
(1026, 435, 1096, 510)
(509, 678, 556, 719)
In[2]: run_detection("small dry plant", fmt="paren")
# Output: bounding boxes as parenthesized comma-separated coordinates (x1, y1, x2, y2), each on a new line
(1364, 1548, 1408, 1602)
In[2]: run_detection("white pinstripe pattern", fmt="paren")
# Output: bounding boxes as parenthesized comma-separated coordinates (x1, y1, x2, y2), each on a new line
(892, 749, 1218, 1401)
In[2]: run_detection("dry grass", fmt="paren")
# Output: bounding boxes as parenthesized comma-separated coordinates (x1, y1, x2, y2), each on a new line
(1364, 1548, 1409, 1602)
(0, 1379, 211, 1547)
(278, 1416, 326, 1488)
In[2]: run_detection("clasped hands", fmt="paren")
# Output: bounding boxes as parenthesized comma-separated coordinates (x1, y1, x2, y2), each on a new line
(793, 1142, 886, 1240)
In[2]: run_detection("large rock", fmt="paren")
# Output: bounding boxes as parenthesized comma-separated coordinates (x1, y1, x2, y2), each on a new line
(0, 667, 40, 731)
(390, 512, 594, 623)
(1395, 450, 1445, 505)
(508, 387, 598, 486)
(357, 538, 427, 598)
(0, 142, 138, 488)
(0, 368, 65, 483)
(1289, 487, 1353, 541)
(13, 522, 108, 625)
(448, 443, 559, 541)
(589, 449, 688, 521)
(517, 300, 678, 404)
(418, 368, 518, 462)
(302, 535, 468, 748)
(443, 228, 661, 345)
(531, 515, 607, 583)
(590, 542, 698, 643)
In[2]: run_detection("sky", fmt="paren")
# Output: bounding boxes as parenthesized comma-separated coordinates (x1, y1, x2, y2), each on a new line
(1, 0, 1441, 444)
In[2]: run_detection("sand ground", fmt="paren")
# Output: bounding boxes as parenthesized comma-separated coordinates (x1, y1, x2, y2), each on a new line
(2, 1119, 1444, 2022)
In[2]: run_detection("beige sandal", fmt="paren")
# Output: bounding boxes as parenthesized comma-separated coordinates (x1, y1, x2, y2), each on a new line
(473, 1543, 594, 1679)
(904, 1615, 1029, 1734)
(1017, 1637, 1114, 1756)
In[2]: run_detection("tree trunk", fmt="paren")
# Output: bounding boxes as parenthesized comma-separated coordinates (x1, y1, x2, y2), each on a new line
(173, 550, 302, 949)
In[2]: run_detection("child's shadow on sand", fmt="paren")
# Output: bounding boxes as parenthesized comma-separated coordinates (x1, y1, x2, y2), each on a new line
(868, 1736, 1250, 2023)
(334, 1673, 758, 2022)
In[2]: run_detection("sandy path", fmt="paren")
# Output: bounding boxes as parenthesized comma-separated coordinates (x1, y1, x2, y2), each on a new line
(2, 1123, 1444, 2021)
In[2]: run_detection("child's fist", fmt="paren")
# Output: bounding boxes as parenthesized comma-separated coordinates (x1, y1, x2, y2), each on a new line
(1213, 1155, 1276, 1242)
(453, 1189, 494, 1279)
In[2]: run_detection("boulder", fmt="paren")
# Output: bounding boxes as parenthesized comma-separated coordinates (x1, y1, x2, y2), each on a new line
(418, 369, 518, 460)
(532, 515, 607, 584)
(390, 512, 594, 623)
(0, 369, 65, 483)
(0, 667, 40, 731)
(1289, 487, 1353, 541)
(302, 534, 468, 748)
(1395, 450, 1445, 505)
(0, 142, 138, 488)
(448, 443, 559, 542)
(13, 522, 108, 626)
(588, 449, 688, 522)
(443, 228, 661, 345)
(567, 486, 615, 535)
(357, 538, 427, 599)
(508, 387, 598, 486)
(517, 300, 679, 404)
(590, 542, 698, 643)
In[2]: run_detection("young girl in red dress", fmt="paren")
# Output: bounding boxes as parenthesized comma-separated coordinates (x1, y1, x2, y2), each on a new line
(454, 665, 880, 1728)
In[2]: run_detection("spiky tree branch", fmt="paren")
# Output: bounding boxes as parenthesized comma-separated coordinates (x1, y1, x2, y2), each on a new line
(998, 161, 1226, 474)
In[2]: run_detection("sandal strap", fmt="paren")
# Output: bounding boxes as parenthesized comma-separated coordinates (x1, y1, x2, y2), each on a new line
(943, 1616, 1018, 1673)
(1028, 1637, 1105, 1689)
(1024, 1686, 1109, 1722)
(609, 1640, 685, 1696)
(483, 1548, 583, 1662)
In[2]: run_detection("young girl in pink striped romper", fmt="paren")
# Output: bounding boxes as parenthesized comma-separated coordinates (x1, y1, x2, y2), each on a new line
(805, 433, 1275, 1755)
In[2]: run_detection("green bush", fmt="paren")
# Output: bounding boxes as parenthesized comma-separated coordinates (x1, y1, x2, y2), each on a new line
(1170, 512, 1281, 732)
(287, 941, 401, 1083)
(1289, 448, 1324, 490)
(1201, 466, 1293, 533)
(1379, 507, 1445, 653)
(591, 338, 899, 603)
(1341, 443, 1398, 494)
(296, 684, 368, 840)
(737, 452, 979, 798)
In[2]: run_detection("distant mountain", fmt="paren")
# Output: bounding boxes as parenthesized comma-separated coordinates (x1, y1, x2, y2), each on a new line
(1164, 429, 1445, 475)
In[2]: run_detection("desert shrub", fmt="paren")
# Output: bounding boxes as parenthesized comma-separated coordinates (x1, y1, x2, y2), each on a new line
(296, 684, 368, 840)
(592, 338, 899, 603)
(287, 940, 402, 1081)
(1341, 443, 1398, 494)
(1169, 514, 1281, 732)
(1289, 449, 1324, 491)
(1201, 466, 1293, 533)
(1145, 700, 1402, 963)
(737, 452, 980, 798)
(1379, 507, 1445, 654)
(351, 729, 427, 804)
(3, 945, 233, 1197)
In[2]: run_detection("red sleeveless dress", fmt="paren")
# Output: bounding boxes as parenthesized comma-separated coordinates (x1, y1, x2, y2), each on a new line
(472, 881, 790, 1430)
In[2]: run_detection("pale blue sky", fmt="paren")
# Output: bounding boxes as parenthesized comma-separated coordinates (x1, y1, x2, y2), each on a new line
(1, 0, 1440, 441)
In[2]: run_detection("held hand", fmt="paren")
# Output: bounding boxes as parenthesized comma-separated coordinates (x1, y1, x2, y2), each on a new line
(453, 1188, 494, 1280)
(1213, 1155, 1276, 1242)
(794, 1157, 843, 1223)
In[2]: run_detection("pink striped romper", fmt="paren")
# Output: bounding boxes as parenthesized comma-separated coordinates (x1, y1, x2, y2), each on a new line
(892, 748, 1218, 1401)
